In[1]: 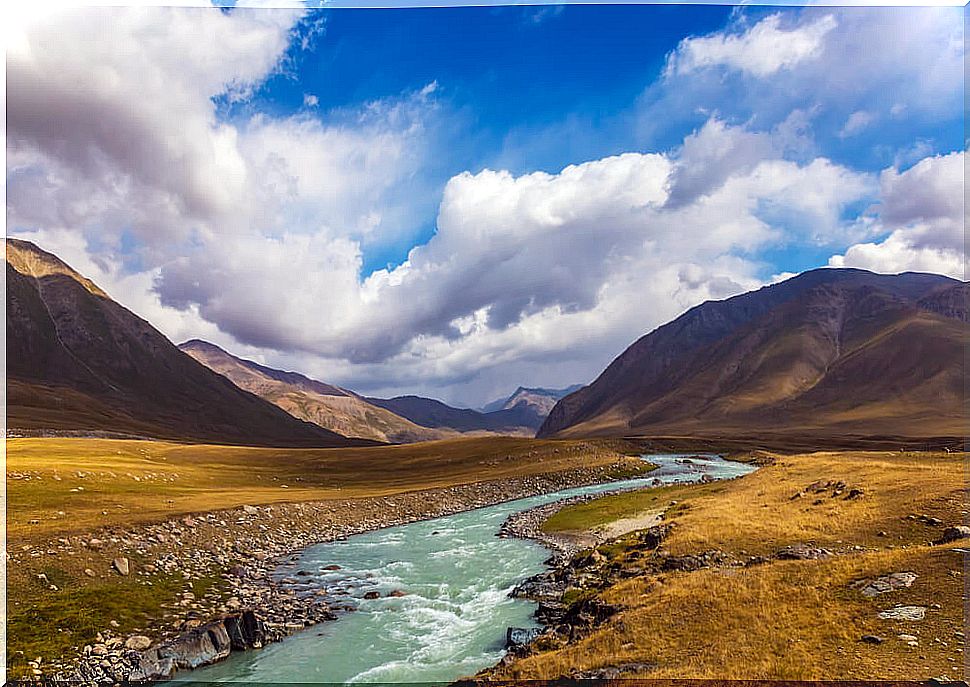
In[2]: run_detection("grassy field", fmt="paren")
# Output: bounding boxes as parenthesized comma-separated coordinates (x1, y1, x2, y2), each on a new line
(6, 435, 641, 675)
(495, 450, 967, 681)
(6, 436, 634, 540)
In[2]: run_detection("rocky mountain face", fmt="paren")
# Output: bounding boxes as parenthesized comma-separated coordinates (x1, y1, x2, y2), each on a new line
(540, 269, 967, 442)
(179, 340, 451, 444)
(6, 238, 368, 447)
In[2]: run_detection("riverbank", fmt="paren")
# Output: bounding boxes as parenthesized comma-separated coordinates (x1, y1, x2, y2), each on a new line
(481, 450, 968, 682)
(10, 443, 650, 683)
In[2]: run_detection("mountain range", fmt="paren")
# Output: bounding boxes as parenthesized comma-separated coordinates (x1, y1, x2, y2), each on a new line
(540, 268, 967, 444)
(6, 239, 368, 447)
(179, 340, 452, 444)
(8, 238, 964, 449)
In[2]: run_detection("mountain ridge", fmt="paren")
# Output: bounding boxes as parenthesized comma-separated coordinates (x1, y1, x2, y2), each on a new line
(6, 238, 371, 447)
(539, 268, 966, 442)
(179, 339, 452, 444)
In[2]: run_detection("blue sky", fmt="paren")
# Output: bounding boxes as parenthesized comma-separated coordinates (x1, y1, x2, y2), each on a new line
(6, 3, 966, 405)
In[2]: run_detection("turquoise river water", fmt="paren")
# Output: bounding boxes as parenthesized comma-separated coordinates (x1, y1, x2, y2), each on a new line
(175, 454, 754, 684)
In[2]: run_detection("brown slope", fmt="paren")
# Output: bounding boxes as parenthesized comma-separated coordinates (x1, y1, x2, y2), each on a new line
(540, 268, 965, 442)
(6, 238, 371, 447)
(179, 339, 452, 444)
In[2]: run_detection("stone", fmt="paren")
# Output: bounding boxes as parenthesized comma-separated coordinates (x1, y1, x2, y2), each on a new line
(158, 621, 232, 669)
(362, 591, 381, 600)
(878, 606, 926, 621)
(937, 526, 970, 544)
(124, 635, 152, 651)
(506, 626, 542, 649)
(112, 557, 130, 576)
(857, 571, 918, 597)
(83, 569, 96, 578)
(775, 544, 832, 560)
(861, 635, 885, 644)
(87, 538, 104, 550)
(898, 634, 918, 642)
(241, 505, 259, 515)
(387, 589, 408, 597)
(321, 564, 341, 571)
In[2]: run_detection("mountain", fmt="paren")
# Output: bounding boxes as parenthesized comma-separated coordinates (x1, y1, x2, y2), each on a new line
(481, 385, 585, 415)
(6, 238, 370, 447)
(179, 340, 452, 444)
(365, 395, 538, 434)
(539, 268, 967, 444)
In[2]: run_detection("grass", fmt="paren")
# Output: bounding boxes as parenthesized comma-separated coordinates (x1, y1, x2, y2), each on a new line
(6, 435, 636, 677)
(6, 436, 630, 540)
(494, 450, 967, 681)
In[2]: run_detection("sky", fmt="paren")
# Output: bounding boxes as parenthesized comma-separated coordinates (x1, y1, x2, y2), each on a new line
(5, 2, 966, 407)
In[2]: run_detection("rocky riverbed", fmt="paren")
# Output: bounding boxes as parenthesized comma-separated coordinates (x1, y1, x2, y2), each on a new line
(19, 460, 644, 684)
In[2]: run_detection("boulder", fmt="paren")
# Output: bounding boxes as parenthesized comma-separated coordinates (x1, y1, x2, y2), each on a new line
(362, 591, 381, 600)
(124, 635, 152, 651)
(878, 605, 926, 621)
(506, 626, 542, 649)
(857, 571, 918, 597)
(128, 649, 176, 682)
(937, 525, 970, 544)
(224, 610, 266, 651)
(775, 544, 832, 561)
(112, 557, 130, 576)
(158, 621, 232, 669)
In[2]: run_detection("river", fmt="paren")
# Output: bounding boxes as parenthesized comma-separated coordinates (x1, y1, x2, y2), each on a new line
(174, 453, 754, 684)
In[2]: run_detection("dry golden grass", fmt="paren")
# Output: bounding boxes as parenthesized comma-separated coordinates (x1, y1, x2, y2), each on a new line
(6, 435, 633, 541)
(495, 451, 967, 681)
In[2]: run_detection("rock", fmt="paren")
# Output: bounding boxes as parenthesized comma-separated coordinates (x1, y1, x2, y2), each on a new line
(128, 649, 176, 682)
(898, 634, 918, 642)
(83, 568, 96, 578)
(87, 538, 104, 550)
(846, 488, 865, 499)
(224, 610, 265, 651)
(362, 591, 381, 600)
(387, 589, 408, 597)
(321, 564, 341, 571)
(857, 571, 918, 597)
(937, 526, 970, 544)
(124, 635, 152, 651)
(112, 557, 130, 576)
(878, 606, 926, 621)
(775, 544, 832, 560)
(158, 621, 232, 669)
(506, 626, 542, 649)
(861, 635, 885, 644)
(241, 505, 259, 515)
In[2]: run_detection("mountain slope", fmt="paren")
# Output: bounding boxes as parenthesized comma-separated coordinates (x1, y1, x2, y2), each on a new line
(540, 268, 966, 442)
(6, 238, 369, 447)
(179, 340, 452, 444)
(365, 396, 536, 434)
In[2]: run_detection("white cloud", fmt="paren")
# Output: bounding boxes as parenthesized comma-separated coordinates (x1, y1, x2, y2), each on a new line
(829, 150, 965, 279)
(665, 13, 837, 78)
(838, 110, 874, 138)
(7, 6, 961, 405)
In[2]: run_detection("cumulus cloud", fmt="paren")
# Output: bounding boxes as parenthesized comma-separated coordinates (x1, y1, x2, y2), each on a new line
(665, 13, 836, 78)
(6, 5, 963, 405)
(829, 151, 965, 279)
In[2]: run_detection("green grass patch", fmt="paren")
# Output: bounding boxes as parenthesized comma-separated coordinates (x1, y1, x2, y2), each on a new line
(542, 480, 727, 533)
(6, 566, 224, 680)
